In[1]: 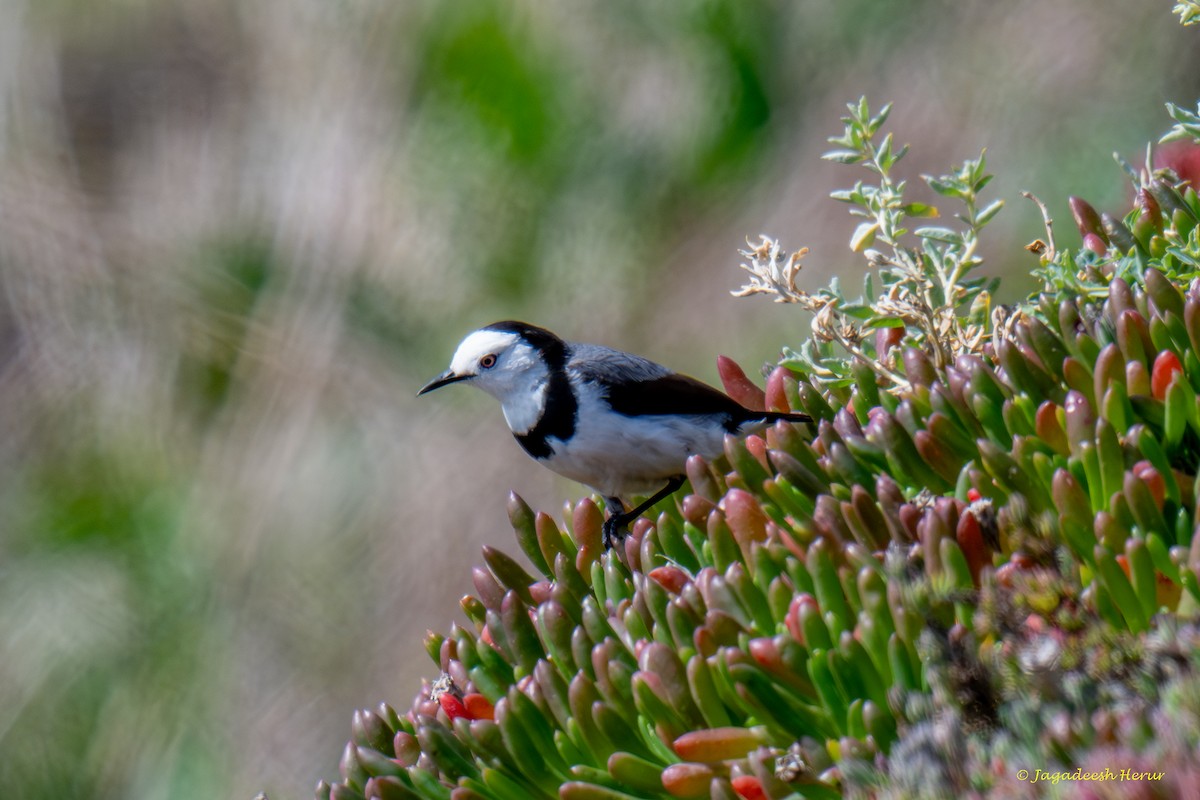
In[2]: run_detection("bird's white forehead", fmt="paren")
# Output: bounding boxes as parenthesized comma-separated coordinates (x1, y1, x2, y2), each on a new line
(449, 329, 521, 373)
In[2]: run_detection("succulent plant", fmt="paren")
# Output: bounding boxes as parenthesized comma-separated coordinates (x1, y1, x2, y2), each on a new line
(1175, 2, 1200, 27)
(319, 95, 1200, 799)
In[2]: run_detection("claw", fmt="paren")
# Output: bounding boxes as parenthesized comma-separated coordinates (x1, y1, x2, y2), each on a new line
(601, 515, 629, 550)
(598, 476, 686, 551)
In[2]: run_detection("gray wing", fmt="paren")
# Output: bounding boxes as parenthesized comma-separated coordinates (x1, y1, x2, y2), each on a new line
(566, 343, 672, 383)
(567, 343, 749, 424)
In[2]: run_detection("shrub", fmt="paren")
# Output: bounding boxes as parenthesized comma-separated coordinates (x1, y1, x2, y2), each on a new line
(316, 88, 1200, 800)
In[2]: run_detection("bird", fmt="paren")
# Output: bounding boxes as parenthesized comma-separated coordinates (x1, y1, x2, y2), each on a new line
(418, 321, 811, 549)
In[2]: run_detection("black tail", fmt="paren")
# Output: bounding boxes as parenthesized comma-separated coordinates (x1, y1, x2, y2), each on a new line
(760, 411, 812, 424)
(730, 409, 812, 434)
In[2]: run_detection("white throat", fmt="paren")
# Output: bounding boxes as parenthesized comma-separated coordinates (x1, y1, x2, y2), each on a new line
(500, 374, 548, 434)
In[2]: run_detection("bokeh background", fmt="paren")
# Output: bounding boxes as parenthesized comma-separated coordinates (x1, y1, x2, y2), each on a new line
(1, 1, 1196, 798)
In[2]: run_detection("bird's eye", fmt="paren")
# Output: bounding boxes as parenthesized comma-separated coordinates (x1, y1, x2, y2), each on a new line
(479, 354, 497, 369)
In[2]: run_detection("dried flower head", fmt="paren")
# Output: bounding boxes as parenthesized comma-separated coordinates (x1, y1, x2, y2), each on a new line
(732, 235, 811, 304)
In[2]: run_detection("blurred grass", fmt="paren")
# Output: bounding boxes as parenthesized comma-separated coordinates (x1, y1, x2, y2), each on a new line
(0, 1, 1196, 798)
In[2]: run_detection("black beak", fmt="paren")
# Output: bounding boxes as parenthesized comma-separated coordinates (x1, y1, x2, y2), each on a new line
(418, 370, 470, 396)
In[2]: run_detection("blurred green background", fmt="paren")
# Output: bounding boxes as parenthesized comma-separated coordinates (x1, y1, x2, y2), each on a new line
(0, 1, 1195, 798)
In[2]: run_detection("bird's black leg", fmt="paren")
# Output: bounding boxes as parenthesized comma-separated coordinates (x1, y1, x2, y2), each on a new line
(601, 476, 686, 550)
(601, 497, 626, 550)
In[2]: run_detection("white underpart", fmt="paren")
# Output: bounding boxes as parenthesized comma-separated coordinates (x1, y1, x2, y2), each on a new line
(539, 376, 730, 497)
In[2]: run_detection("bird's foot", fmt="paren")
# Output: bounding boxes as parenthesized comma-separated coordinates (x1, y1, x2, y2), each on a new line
(601, 514, 630, 550)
